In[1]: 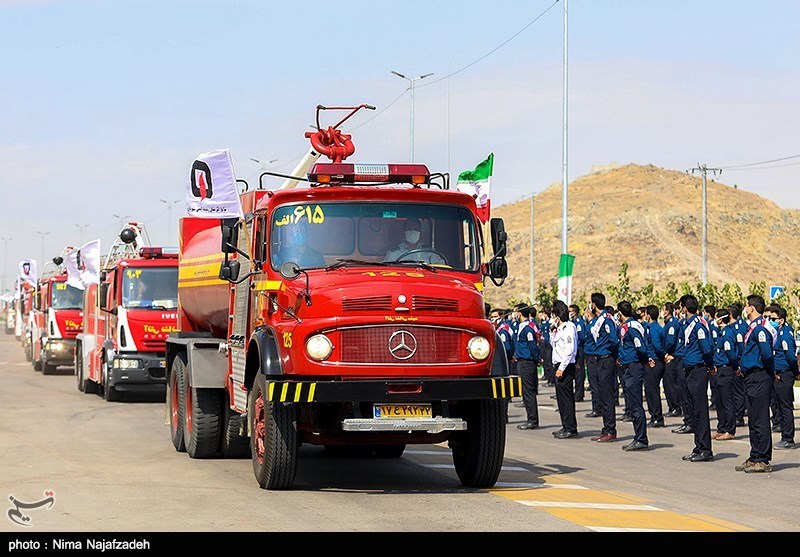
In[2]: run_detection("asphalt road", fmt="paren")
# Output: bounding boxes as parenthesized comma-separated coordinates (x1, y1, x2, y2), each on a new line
(1, 331, 798, 533)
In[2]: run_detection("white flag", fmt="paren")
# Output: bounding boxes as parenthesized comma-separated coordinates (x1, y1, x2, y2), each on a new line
(18, 259, 38, 287)
(64, 248, 84, 290)
(185, 148, 243, 219)
(65, 240, 101, 289)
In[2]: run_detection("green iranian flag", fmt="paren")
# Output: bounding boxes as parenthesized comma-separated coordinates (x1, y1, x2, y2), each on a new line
(456, 153, 493, 223)
(557, 253, 575, 304)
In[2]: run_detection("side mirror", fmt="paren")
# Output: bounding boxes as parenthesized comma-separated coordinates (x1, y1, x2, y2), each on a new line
(279, 262, 301, 280)
(219, 259, 241, 282)
(99, 283, 109, 310)
(100, 270, 107, 282)
(488, 258, 508, 280)
(490, 218, 507, 258)
(220, 218, 240, 254)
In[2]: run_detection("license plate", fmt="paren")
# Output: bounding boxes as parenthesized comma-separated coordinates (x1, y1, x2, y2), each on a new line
(373, 404, 432, 419)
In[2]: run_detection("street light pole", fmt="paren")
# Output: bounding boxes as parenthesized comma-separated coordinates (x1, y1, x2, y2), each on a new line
(0, 236, 11, 294)
(391, 70, 433, 162)
(74, 224, 90, 245)
(561, 0, 569, 256)
(159, 199, 181, 244)
(36, 231, 50, 268)
(112, 214, 131, 231)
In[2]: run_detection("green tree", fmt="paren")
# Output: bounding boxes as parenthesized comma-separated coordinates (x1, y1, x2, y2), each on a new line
(748, 281, 766, 298)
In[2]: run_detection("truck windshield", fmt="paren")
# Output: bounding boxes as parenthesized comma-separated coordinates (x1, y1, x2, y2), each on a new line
(121, 267, 178, 309)
(270, 202, 480, 271)
(51, 282, 83, 310)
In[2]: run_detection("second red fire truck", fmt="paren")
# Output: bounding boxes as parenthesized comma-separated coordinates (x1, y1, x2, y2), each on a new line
(75, 223, 179, 401)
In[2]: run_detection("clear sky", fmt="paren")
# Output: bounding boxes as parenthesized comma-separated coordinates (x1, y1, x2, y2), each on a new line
(1, 0, 799, 291)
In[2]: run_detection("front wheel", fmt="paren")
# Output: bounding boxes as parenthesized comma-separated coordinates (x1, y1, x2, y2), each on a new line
(450, 399, 507, 488)
(168, 355, 187, 452)
(102, 363, 122, 401)
(249, 373, 298, 490)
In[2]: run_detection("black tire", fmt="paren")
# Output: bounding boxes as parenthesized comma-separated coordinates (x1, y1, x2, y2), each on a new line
(169, 354, 187, 452)
(249, 373, 298, 490)
(32, 355, 41, 371)
(102, 363, 122, 401)
(220, 404, 250, 458)
(450, 399, 507, 488)
(183, 366, 222, 458)
(42, 361, 56, 375)
(374, 444, 406, 458)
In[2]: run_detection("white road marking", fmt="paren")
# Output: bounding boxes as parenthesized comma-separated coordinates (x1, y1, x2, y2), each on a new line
(517, 501, 663, 511)
(588, 527, 702, 532)
(493, 482, 588, 490)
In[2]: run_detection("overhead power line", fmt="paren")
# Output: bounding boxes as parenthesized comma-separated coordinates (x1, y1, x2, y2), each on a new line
(718, 152, 800, 170)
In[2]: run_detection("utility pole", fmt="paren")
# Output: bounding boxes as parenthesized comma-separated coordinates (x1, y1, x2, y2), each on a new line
(74, 224, 90, 245)
(690, 164, 720, 285)
(530, 194, 535, 304)
(113, 214, 131, 231)
(36, 231, 50, 268)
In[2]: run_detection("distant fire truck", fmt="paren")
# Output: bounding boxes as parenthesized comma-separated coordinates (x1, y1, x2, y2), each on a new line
(166, 105, 515, 489)
(75, 224, 179, 401)
(29, 252, 84, 374)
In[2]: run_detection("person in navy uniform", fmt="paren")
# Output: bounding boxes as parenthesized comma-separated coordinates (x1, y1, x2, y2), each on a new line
(490, 307, 515, 368)
(704, 305, 719, 412)
(661, 302, 682, 417)
(678, 295, 716, 462)
(569, 304, 587, 403)
(617, 301, 650, 451)
(735, 295, 775, 473)
(540, 309, 555, 387)
(711, 309, 739, 441)
(515, 305, 542, 430)
(728, 303, 748, 427)
(764, 304, 782, 433)
(582, 303, 602, 418)
(587, 293, 619, 443)
(669, 297, 694, 435)
(766, 305, 798, 450)
(643, 305, 666, 428)
(550, 301, 580, 439)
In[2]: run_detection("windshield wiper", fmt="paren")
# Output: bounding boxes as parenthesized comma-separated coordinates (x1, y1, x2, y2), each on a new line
(325, 258, 390, 271)
(384, 259, 438, 272)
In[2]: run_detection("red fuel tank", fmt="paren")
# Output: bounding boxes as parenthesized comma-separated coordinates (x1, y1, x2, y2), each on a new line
(177, 218, 230, 338)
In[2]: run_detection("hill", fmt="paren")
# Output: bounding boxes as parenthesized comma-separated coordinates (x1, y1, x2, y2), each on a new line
(484, 163, 800, 307)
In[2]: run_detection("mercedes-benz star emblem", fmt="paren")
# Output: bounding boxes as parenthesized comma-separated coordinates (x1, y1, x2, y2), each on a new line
(388, 330, 418, 360)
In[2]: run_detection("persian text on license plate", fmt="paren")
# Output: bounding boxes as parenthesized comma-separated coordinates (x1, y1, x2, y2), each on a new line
(373, 404, 432, 419)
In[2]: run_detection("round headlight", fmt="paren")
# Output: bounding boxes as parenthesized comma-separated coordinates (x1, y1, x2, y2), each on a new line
(467, 336, 491, 361)
(306, 334, 333, 361)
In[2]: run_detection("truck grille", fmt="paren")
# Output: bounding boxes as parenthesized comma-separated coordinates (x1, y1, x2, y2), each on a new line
(342, 296, 392, 312)
(141, 339, 166, 351)
(412, 295, 459, 312)
(338, 326, 464, 364)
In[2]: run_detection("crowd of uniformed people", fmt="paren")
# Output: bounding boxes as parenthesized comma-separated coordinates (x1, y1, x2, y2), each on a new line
(489, 293, 799, 474)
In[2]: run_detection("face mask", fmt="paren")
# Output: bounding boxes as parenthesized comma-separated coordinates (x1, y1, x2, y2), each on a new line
(405, 230, 421, 244)
(769, 319, 779, 329)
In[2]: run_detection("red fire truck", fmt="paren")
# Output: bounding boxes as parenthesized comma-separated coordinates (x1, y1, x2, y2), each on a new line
(29, 255, 84, 374)
(75, 224, 179, 401)
(166, 105, 515, 490)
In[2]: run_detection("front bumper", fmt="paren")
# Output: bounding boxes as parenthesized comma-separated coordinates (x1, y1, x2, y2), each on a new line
(44, 339, 77, 366)
(109, 353, 168, 392)
(263, 375, 522, 404)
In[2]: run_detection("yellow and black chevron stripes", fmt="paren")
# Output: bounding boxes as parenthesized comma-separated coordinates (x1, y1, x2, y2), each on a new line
(266, 381, 317, 403)
(491, 376, 522, 399)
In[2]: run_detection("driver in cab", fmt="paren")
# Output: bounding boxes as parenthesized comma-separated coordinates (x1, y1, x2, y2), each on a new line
(383, 217, 445, 265)
(273, 219, 326, 269)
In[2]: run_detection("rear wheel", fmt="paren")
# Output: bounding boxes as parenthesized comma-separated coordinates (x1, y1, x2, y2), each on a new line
(220, 404, 250, 458)
(249, 373, 298, 489)
(169, 354, 187, 452)
(75, 343, 84, 392)
(183, 362, 222, 458)
(450, 399, 507, 488)
(374, 444, 406, 458)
